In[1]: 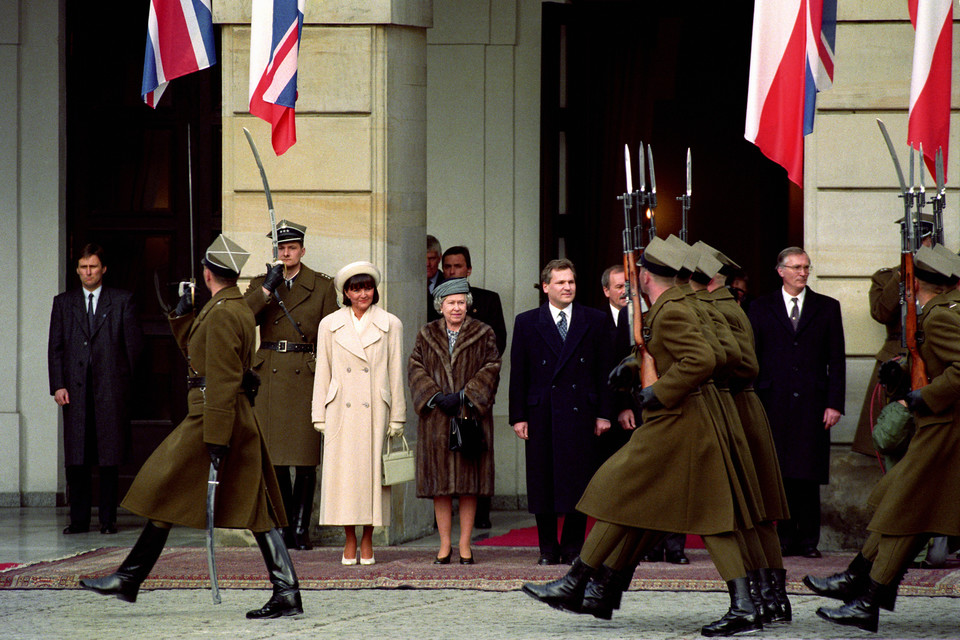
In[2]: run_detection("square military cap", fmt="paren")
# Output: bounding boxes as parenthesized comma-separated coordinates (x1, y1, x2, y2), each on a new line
(664, 234, 698, 275)
(693, 240, 741, 275)
(896, 212, 935, 238)
(203, 234, 250, 278)
(932, 243, 960, 279)
(695, 251, 724, 281)
(268, 219, 306, 244)
(640, 236, 682, 277)
(913, 245, 958, 285)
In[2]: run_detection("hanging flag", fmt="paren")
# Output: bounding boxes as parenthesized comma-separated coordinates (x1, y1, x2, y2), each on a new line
(141, 0, 217, 108)
(249, 0, 305, 156)
(908, 0, 952, 183)
(745, 0, 836, 186)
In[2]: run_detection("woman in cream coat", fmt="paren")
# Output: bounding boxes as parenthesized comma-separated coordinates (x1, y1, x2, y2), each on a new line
(312, 262, 405, 565)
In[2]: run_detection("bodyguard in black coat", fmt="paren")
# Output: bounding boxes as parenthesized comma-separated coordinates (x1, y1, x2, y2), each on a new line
(48, 244, 142, 534)
(748, 247, 845, 557)
(510, 259, 613, 564)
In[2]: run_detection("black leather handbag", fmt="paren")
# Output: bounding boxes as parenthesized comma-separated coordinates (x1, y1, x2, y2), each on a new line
(449, 398, 485, 457)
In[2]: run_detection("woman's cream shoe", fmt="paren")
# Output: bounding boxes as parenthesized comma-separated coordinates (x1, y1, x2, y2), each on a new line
(359, 553, 376, 566)
(341, 554, 358, 566)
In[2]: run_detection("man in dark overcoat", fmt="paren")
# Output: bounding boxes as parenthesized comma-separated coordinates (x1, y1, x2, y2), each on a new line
(48, 243, 142, 535)
(79, 235, 302, 620)
(244, 220, 338, 550)
(509, 258, 613, 565)
(426, 234, 445, 322)
(748, 246, 845, 558)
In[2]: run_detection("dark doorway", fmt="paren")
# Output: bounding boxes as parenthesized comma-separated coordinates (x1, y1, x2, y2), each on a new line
(541, 1, 800, 309)
(65, 1, 222, 497)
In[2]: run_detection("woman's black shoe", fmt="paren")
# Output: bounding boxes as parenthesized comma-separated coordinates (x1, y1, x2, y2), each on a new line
(459, 554, 475, 565)
(434, 552, 452, 564)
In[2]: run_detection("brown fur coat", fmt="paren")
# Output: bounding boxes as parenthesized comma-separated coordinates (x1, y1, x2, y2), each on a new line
(408, 316, 501, 497)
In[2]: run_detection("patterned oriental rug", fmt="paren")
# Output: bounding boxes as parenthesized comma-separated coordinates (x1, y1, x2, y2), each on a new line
(3, 548, 960, 596)
(477, 525, 705, 549)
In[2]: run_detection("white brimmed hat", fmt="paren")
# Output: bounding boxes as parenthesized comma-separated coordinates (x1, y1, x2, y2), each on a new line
(335, 261, 382, 292)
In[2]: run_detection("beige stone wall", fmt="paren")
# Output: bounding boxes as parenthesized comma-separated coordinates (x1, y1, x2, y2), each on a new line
(805, 1, 959, 445)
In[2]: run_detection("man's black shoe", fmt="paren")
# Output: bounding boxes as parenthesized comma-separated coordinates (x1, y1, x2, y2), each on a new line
(800, 547, 822, 559)
(100, 524, 118, 534)
(63, 525, 89, 535)
(666, 551, 690, 565)
(537, 554, 560, 566)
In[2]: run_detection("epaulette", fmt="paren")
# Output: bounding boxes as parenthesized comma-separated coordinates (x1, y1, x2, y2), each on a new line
(318, 272, 333, 280)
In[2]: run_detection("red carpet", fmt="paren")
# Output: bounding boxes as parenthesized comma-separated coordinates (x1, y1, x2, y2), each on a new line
(3, 547, 960, 596)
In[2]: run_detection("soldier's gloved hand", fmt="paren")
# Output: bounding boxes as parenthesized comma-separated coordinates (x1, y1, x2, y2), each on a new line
(174, 285, 194, 316)
(262, 262, 285, 295)
(633, 386, 663, 411)
(609, 355, 640, 392)
(206, 444, 229, 471)
(387, 422, 404, 438)
(313, 421, 325, 433)
(905, 389, 930, 415)
(879, 358, 905, 391)
(437, 392, 462, 416)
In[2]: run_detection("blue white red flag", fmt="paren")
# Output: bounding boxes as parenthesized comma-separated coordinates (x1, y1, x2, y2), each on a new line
(908, 0, 952, 182)
(249, 0, 305, 156)
(745, 0, 836, 186)
(141, 0, 217, 108)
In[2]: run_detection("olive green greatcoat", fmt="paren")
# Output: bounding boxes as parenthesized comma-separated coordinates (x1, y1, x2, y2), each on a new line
(244, 264, 338, 466)
(706, 287, 790, 522)
(867, 289, 960, 537)
(122, 286, 286, 531)
(853, 266, 905, 456)
(407, 316, 501, 498)
(577, 286, 746, 535)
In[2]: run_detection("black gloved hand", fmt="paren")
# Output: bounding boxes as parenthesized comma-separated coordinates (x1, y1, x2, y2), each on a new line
(262, 262, 285, 295)
(437, 392, 462, 416)
(207, 444, 229, 471)
(632, 386, 663, 411)
(174, 286, 194, 316)
(905, 389, 930, 415)
(608, 355, 640, 392)
(878, 358, 906, 391)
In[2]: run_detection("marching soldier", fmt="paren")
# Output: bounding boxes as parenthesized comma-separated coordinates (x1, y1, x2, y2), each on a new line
(80, 235, 302, 619)
(244, 220, 339, 550)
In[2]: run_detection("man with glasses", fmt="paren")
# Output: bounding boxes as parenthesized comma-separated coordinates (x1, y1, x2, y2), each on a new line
(748, 247, 845, 559)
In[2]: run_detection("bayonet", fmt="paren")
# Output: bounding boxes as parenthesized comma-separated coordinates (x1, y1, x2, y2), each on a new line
(677, 148, 692, 243)
(646, 144, 658, 242)
(934, 147, 945, 245)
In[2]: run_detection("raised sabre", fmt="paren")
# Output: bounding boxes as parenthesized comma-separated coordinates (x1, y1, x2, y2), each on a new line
(206, 462, 221, 604)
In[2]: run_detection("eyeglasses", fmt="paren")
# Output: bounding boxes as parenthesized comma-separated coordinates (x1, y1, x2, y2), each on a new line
(781, 264, 812, 273)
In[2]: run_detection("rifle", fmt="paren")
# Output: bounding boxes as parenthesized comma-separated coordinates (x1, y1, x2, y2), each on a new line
(876, 119, 928, 391)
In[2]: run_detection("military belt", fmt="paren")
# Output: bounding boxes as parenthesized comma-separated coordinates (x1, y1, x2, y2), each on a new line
(187, 376, 206, 389)
(260, 340, 314, 354)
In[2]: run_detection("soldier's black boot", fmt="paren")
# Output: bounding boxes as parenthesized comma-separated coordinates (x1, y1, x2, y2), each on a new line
(700, 577, 763, 637)
(802, 552, 871, 602)
(247, 528, 303, 619)
(815, 578, 885, 633)
(292, 467, 315, 550)
(79, 522, 169, 603)
(746, 570, 767, 623)
(876, 567, 905, 611)
(761, 567, 792, 622)
(610, 562, 637, 610)
(579, 564, 619, 619)
(521, 557, 594, 612)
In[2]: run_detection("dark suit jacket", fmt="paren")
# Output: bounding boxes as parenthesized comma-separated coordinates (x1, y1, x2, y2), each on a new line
(509, 303, 614, 513)
(48, 287, 142, 466)
(748, 287, 845, 483)
(468, 286, 507, 356)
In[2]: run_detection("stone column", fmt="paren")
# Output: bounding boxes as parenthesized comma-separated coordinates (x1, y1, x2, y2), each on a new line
(214, 0, 434, 542)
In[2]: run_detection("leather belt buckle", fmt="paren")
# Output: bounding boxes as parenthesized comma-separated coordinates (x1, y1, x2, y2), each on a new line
(277, 340, 288, 353)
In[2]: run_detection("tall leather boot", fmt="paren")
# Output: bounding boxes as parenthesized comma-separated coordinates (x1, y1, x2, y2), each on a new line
(700, 577, 763, 637)
(579, 564, 619, 620)
(275, 465, 296, 548)
(876, 567, 905, 612)
(79, 522, 169, 603)
(610, 562, 638, 610)
(761, 567, 792, 622)
(521, 557, 593, 612)
(247, 528, 303, 619)
(815, 577, 885, 633)
(802, 552, 871, 602)
(292, 467, 316, 550)
(746, 570, 767, 623)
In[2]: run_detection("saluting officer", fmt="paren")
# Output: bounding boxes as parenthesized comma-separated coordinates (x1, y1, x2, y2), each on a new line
(244, 220, 339, 550)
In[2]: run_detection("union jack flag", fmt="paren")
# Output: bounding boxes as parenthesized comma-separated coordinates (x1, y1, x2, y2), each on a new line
(141, 0, 217, 108)
(249, 0, 305, 156)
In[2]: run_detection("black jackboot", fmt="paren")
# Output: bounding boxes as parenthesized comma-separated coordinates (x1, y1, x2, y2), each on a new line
(579, 564, 619, 619)
(761, 567, 792, 622)
(521, 557, 594, 612)
(802, 552, 871, 603)
(79, 522, 170, 603)
(816, 578, 885, 633)
(746, 570, 766, 623)
(247, 528, 304, 619)
(292, 468, 316, 550)
(701, 577, 763, 637)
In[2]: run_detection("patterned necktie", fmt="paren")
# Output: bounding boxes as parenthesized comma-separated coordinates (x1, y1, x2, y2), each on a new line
(87, 293, 95, 332)
(557, 310, 568, 341)
(790, 297, 799, 330)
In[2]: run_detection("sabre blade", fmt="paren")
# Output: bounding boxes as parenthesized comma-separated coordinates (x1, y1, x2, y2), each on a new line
(876, 119, 908, 194)
(206, 463, 221, 605)
(242, 127, 279, 262)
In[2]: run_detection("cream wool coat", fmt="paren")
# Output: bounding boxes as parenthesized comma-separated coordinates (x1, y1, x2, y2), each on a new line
(311, 305, 405, 526)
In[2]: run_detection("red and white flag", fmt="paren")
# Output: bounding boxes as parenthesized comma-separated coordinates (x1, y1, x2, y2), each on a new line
(249, 0, 305, 155)
(908, 0, 952, 182)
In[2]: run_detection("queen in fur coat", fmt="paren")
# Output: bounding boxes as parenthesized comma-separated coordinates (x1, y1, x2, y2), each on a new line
(408, 280, 501, 563)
